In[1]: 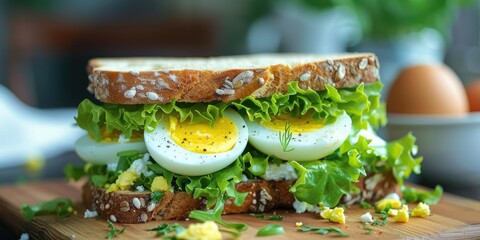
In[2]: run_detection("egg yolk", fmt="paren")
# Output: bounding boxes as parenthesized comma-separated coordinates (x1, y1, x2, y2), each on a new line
(91, 128, 143, 143)
(169, 116, 238, 154)
(260, 112, 323, 133)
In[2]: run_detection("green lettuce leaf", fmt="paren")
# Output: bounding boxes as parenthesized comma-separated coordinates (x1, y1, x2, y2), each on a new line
(385, 133, 423, 185)
(289, 148, 366, 207)
(75, 99, 229, 141)
(64, 164, 86, 181)
(402, 185, 443, 205)
(76, 82, 384, 142)
(148, 158, 247, 208)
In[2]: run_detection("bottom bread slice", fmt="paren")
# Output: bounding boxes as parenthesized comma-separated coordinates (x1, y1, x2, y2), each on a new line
(83, 171, 398, 224)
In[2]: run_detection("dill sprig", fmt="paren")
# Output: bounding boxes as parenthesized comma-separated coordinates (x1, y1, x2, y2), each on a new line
(279, 122, 295, 152)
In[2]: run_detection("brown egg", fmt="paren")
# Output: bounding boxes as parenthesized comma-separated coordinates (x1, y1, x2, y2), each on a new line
(387, 64, 469, 115)
(466, 80, 480, 112)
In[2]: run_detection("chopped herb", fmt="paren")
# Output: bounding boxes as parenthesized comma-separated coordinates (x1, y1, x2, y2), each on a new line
(297, 225, 349, 237)
(360, 201, 372, 209)
(250, 213, 284, 221)
(279, 122, 295, 152)
(402, 185, 443, 205)
(21, 198, 74, 221)
(146, 223, 184, 238)
(363, 224, 373, 234)
(189, 197, 247, 237)
(257, 224, 285, 237)
(372, 211, 388, 226)
(105, 220, 126, 239)
(150, 191, 164, 204)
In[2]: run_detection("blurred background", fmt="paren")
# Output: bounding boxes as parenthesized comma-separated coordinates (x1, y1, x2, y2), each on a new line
(0, 0, 479, 198)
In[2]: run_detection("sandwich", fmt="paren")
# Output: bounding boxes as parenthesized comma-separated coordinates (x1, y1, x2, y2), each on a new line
(68, 53, 421, 224)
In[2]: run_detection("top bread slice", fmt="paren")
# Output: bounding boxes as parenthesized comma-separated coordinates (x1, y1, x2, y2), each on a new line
(87, 53, 379, 104)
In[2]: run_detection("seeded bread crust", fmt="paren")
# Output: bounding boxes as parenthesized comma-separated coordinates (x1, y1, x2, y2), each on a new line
(87, 53, 380, 104)
(83, 171, 398, 224)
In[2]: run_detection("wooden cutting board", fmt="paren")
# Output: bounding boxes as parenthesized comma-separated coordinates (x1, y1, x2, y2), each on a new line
(0, 180, 479, 239)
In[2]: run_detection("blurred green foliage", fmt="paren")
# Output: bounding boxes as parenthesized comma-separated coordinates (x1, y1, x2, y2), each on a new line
(290, 0, 473, 41)
(351, 0, 473, 40)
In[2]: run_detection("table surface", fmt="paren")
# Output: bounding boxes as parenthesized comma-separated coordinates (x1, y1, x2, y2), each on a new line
(0, 180, 479, 239)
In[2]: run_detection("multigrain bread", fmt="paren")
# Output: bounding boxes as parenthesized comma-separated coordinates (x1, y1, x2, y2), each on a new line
(83, 172, 398, 224)
(87, 53, 379, 104)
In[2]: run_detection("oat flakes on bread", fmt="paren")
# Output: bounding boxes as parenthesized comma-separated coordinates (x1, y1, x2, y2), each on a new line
(87, 53, 379, 104)
(72, 53, 422, 225)
(84, 172, 398, 223)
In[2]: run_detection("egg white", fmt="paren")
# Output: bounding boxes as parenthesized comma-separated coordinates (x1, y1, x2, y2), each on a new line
(246, 112, 352, 161)
(144, 108, 249, 176)
(75, 135, 147, 164)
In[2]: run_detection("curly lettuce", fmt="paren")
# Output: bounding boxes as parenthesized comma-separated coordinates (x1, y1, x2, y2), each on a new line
(76, 100, 230, 141)
(233, 81, 385, 132)
(147, 157, 247, 208)
(243, 133, 422, 207)
(76, 82, 385, 141)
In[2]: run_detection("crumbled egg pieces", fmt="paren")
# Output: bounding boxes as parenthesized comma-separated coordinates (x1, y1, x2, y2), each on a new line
(373, 195, 432, 224)
(176, 221, 221, 240)
(385, 203, 431, 223)
(395, 205, 409, 223)
(107, 171, 137, 192)
(106, 153, 154, 193)
(375, 198, 402, 211)
(411, 202, 431, 217)
(150, 176, 170, 192)
(321, 207, 346, 224)
(360, 212, 374, 223)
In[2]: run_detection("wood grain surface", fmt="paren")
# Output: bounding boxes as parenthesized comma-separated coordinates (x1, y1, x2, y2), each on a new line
(0, 180, 479, 239)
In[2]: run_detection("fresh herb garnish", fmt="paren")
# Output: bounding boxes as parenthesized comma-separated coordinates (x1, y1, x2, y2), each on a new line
(372, 211, 388, 226)
(250, 213, 284, 221)
(146, 223, 184, 238)
(189, 197, 247, 237)
(257, 224, 285, 237)
(21, 198, 74, 221)
(402, 185, 443, 205)
(279, 122, 295, 152)
(360, 200, 372, 209)
(297, 225, 349, 237)
(105, 220, 126, 239)
(150, 191, 164, 204)
(363, 224, 373, 234)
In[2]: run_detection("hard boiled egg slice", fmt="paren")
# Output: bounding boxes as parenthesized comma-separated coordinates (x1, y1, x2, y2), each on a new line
(144, 108, 248, 176)
(75, 135, 147, 164)
(246, 111, 351, 161)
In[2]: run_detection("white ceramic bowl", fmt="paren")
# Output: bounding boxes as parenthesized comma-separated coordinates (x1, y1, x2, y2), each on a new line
(386, 113, 480, 187)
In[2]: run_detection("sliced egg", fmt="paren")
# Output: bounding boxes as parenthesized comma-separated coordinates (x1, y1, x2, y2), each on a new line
(75, 135, 147, 164)
(144, 108, 248, 176)
(246, 111, 352, 161)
